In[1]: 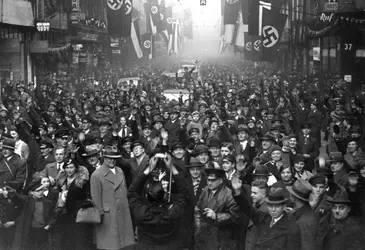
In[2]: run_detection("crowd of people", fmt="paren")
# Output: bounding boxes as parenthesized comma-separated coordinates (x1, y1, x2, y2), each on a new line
(0, 56, 364, 250)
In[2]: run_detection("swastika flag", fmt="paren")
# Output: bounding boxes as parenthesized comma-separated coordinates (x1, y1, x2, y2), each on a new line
(262, 8, 287, 62)
(107, 0, 133, 37)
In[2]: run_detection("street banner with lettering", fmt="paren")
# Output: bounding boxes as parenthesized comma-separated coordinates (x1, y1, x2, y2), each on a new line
(262, 8, 287, 62)
(107, 0, 133, 37)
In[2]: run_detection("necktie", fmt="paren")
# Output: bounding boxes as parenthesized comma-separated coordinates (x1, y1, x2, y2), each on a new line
(193, 179, 200, 196)
(270, 218, 275, 228)
(122, 128, 126, 138)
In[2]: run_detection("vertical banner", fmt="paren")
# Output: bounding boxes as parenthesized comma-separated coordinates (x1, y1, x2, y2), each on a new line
(107, 0, 133, 37)
(223, 0, 240, 44)
(141, 33, 152, 59)
(261, 8, 287, 62)
(244, 35, 262, 61)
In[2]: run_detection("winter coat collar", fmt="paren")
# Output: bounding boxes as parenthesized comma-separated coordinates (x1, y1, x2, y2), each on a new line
(56, 165, 89, 188)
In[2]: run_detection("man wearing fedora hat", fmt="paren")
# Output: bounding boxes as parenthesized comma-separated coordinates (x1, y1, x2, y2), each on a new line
(322, 189, 365, 250)
(286, 179, 318, 250)
(90, 147, 135, 250)
(194, 168, 240, 250)
(297, 123, 319, 172)
(231, 175, 301, 250)
(326, 151, 349, 187)
(256, 132, 276, 164)
(181, 158, 207, 249)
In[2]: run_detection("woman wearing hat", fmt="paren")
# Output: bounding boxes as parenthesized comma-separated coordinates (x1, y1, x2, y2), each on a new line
(292, 154, 313, 181)
(341, 138, 365, 171)
(231, 175, 301, 250)
(264, 145, 284, 181)
(55, 158, 92, 250)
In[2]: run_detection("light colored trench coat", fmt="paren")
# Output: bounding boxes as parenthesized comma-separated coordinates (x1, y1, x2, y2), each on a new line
(90, 164, 136, 250)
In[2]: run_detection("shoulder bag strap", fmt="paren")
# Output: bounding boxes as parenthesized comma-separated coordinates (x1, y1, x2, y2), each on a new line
(3, 159, 13, 176)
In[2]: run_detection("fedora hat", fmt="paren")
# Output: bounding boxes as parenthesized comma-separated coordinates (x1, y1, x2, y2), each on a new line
(186, 158, 204, 168)
(82, 144, 100, 157)
(264, 186, 288, 204)
(327, 189, 352, 204)
(286, 179, 312, 202)
(103, 147, 122, 159)
(1, 138, 15, 150)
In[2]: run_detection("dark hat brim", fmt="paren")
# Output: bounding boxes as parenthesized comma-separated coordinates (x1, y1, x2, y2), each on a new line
(1, 145, 15, 150)
(326, 197, 352, 204)
(186, 163, 205, 168)
(264, 197, 288, 204)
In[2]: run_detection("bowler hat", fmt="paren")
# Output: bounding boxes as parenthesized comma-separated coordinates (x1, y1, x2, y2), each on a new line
(264, 186, 288, 204)
(286, 179, 312, 201)
(205, 168, 225, 179)
(327, 189, 352, 204)
(1, 138, 15, 150)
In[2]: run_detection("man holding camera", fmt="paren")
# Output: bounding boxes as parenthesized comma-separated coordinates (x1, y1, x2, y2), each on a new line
(128, 153, 190, 250)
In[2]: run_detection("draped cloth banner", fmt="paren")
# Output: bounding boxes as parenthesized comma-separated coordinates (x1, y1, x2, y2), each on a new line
(223, 0, 240, 44)
(262, 8, 287, 62)
(141, 33, 152, 59)
(107, 0, 133, 37)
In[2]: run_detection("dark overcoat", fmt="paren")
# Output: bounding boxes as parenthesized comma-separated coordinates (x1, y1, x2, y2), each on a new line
(194, 183, 240, 250)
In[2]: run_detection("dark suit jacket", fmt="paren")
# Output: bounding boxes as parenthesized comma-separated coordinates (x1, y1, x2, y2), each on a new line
(41, 162, 64, 180)
(128, 154, 150, 180)
(289, 204, 318, 250)
(334, 167, 349, 188)
(307, 110, 322, 132)
(165, 119, 181, 143)
(233, 191, 301, 250)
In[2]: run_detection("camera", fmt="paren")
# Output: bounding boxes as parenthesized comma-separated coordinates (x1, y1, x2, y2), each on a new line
(155, 153, 166, 159)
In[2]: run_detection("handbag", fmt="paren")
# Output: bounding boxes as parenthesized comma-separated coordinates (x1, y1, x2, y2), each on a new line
(76, 201, 101, 224)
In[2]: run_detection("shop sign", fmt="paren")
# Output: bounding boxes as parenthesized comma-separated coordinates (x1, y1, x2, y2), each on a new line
(324, 2, 338, 12)
(78, 32, 99, 41)
(112, 49, 121, 54)
(70, 12, 86, 21)
(71, 0, 79, 11)
(29, 40, 49, 53)
(313, 47, 320, 61)
(318, 12, 335, 23)
(344, 75, 352, 82)
(72, 52, 79, 64)
(36, 22, 51, 32)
